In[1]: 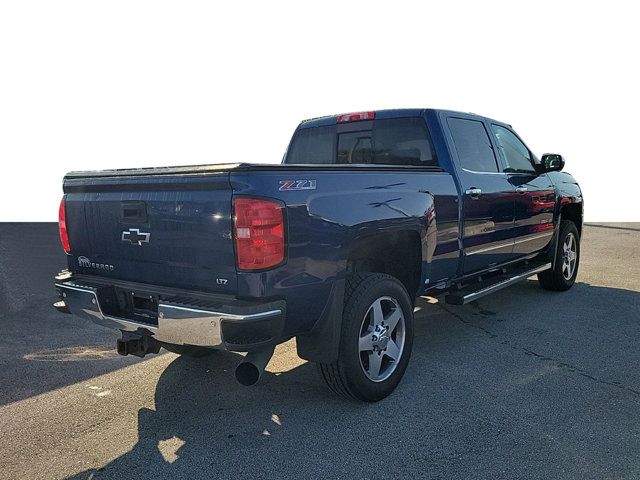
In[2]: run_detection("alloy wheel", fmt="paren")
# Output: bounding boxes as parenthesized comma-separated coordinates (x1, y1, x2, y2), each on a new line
(561, 232, 577, 280)
(358, 296, 406, 382)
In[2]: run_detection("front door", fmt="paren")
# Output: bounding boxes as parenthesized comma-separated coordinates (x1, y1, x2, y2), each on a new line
(489, 123, 556, 256)
(445, 115, 516, 274)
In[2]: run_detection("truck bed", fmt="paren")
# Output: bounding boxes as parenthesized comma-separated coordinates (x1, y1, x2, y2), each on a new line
(64, 162, 444, 179)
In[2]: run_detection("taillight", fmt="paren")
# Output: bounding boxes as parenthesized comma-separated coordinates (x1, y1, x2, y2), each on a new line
(337, 111, 375, 123)
(233, 197, 285, 271)
(58, 197, 71, 254)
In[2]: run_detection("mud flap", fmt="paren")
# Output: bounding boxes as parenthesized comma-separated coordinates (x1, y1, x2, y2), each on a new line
(295, 278, 345, 364)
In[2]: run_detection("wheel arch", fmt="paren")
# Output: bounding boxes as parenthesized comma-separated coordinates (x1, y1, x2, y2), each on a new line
(560, 200, 583, 237)
(346, 230, 423, 300)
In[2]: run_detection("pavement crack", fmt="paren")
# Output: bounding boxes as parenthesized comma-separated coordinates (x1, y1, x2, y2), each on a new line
(437, 303, 640, 399)
(520, 346, 640, 398)
(437, 303, 498, 338)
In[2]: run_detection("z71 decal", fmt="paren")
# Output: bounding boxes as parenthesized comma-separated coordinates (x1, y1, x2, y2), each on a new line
(278, 179, 317, 191)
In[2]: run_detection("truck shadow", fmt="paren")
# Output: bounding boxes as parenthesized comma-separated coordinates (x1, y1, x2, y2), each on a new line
(66, 352, 341, 479)
(66, 279, 640, 479)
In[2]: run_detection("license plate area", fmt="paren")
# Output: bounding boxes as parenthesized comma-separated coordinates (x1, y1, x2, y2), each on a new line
(97, 286, 159, 326)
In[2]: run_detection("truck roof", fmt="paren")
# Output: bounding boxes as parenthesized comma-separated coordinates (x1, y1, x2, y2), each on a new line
(298, 108, 502, 129)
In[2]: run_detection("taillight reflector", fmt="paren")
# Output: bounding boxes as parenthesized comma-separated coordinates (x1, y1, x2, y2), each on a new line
(59, 197, 71, 254)
(336, 111, 375, 123)
(233, 197, 285, 271)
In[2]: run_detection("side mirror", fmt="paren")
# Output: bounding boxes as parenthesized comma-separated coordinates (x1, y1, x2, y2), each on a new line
(540, 153, 565, 172)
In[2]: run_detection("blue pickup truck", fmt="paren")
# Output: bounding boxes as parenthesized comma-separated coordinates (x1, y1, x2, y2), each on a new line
(54, 108, 583, 401)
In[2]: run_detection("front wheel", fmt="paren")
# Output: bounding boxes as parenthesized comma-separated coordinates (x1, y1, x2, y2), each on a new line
(538, 220, 580, 291)
(318, 273, 414, 402)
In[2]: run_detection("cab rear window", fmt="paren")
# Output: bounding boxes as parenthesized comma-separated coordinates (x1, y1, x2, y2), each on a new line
(285, 118, 438, 166)
(285, 125, 335, 164)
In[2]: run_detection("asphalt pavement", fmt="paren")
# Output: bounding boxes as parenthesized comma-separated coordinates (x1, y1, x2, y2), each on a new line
(1, 222, 639, 479)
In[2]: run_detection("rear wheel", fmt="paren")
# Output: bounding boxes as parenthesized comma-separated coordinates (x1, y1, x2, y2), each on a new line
(538, 220, 580, 291)
(318, 273, 414, 402)
(161, 343, 218, 357)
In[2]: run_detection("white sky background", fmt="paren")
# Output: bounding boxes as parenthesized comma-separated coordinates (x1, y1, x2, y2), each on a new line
(0, 1, 638, 222)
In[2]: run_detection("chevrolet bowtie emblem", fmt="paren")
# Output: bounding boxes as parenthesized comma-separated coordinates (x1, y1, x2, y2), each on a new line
(121, 228, 150, 246)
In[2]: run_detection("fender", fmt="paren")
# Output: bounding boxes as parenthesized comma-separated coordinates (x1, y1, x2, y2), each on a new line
(296, 190, 434, 363)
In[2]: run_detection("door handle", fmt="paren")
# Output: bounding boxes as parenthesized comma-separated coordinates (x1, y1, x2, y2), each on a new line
(515, 186, 528, 194)
(465, 188, 482, 198)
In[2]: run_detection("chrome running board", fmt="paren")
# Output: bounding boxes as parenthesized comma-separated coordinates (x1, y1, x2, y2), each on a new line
(445, 262, 552, 305)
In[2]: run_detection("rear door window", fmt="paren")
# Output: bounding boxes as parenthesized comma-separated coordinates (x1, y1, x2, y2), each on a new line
(285, 117, 437, 166)
(447, 117, 499, 172)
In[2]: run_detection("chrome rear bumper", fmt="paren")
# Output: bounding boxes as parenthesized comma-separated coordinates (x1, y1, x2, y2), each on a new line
(54, 280, 283, 349)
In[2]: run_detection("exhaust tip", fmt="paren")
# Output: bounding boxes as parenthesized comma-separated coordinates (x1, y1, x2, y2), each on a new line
(235, 362, 261, 386)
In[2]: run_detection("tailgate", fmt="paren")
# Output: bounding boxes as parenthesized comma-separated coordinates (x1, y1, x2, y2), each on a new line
(63, 171, 237, 294)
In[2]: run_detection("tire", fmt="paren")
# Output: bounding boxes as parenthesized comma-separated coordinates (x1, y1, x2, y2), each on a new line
(161, 343, 218, 357)
(538, 220, 580, 291)
(318, 273, 414, 402)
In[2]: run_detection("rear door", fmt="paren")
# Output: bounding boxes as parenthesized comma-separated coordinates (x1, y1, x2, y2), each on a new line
(63, 171, 237, 294)
(444, 114, 516, 273)
(489, 123, 556, 255)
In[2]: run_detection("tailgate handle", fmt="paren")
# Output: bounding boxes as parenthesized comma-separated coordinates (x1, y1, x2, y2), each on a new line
(121, 201, 148, 223)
